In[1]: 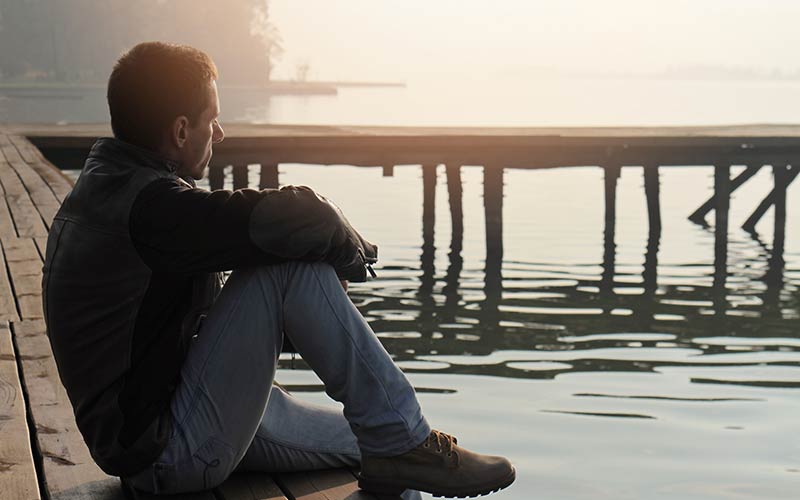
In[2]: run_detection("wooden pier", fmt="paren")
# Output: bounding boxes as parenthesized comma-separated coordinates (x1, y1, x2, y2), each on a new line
(0, 126, 381, 500)
(1, 122, 798, 498)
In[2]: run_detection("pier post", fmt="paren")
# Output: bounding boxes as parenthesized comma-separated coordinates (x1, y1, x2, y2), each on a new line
(259, 163, 279, 189)
(383, 165, 394, 177)
(421, 164, 437, 296)
(232, 164, 248, 190)
(446, 164, 464, 254)
(713, 165, 730, 316)
(483, 165, 503, 300)
(644, 164, 661, 231)
(771, 165, 790, 266)
(208, 164, 225, 190)
(601, 165, 621, 298)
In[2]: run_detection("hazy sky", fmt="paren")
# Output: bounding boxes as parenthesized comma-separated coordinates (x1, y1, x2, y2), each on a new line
(270, 0, 800, 81)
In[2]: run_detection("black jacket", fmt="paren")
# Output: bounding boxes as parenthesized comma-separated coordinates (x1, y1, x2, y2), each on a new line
(42, 138, 377, 476)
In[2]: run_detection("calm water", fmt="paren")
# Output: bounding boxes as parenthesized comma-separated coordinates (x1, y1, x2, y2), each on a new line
(41, 79, 800, 499)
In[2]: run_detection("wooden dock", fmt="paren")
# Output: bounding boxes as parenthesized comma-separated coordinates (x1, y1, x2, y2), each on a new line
(2, 121, 799, 499)
(0, 125, 382, 500)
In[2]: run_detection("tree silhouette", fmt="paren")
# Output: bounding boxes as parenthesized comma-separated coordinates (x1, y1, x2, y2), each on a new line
(0, 0, 282, 85)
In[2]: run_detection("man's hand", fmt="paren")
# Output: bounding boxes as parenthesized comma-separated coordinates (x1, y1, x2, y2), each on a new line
(340, 279, 349, 292)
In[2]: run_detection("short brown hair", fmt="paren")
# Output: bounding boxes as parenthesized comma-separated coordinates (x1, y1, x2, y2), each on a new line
(107, 42, 218, 150)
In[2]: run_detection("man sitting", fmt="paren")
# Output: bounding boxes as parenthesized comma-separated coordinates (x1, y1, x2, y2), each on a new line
(42, 41, 515, 498)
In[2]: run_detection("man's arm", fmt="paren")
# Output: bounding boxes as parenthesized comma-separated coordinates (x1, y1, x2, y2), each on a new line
(129, 178, 376, 279)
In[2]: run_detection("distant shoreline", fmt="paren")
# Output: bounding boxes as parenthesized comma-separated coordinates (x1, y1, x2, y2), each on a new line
(0, 79, 406, 97)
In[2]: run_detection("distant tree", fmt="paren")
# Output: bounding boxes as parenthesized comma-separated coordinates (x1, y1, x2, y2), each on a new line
(0, 0, 283, 85)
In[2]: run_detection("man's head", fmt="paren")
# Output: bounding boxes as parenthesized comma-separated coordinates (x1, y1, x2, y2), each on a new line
(107, 42, 225, 179)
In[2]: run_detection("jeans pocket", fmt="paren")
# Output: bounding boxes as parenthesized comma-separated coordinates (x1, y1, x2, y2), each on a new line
(151, 461, 177, 495)
(193, 437, 235, 490)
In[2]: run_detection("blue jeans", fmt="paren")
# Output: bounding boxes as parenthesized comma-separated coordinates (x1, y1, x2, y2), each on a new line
(127, 261, 430, 495)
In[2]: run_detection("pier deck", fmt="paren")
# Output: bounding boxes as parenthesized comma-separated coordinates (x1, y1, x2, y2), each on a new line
(1, 121, 798, 499)
(0, 125, 376, 500)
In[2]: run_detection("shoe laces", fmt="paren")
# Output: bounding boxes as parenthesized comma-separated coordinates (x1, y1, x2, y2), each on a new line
(423, 430, 459, 460)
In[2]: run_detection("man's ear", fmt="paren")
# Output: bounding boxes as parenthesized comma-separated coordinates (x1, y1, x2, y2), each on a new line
(170, 116, 190, 148)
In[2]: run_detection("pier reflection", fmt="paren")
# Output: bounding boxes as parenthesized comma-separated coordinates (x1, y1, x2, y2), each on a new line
(201, 159, 798, 390)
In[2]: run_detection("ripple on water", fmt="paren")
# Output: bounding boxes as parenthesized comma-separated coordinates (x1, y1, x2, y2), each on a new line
(395, 360, 451, 370)
(559, 333, 677, 343)
(506, 361, 573, 372)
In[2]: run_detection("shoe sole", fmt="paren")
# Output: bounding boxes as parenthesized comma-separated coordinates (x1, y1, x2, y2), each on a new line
(358, 466, 516, 498)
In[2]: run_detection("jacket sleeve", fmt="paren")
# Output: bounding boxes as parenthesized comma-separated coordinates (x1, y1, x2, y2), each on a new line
(129, 178, 377, 280)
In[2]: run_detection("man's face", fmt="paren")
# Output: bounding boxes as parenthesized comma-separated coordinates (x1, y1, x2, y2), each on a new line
(177, 80, 224, 180)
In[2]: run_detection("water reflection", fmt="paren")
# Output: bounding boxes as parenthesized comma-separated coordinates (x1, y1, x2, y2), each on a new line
(66, 164, 798, 392)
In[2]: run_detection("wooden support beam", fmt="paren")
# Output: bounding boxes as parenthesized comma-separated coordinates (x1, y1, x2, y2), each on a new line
(688, 165, 760, 224)
(259, 163, 280, 190)
(208, 165, 225, 191)
(713, 165, 730, 315)
(232, 164, 249, 190)
(382, 164, 394, 177)
(483, 165, 504, 309)
(771, 165, 790, 265)
(445, 164, 463, 254)
(601, 165, 621, 297)
(420, 164, 437, 295)
(742, 165, 799, 232)
(643, 164, 661, 231)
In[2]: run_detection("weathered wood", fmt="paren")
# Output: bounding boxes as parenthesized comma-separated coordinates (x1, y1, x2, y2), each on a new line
(0, 242, 19, 323)
(208, 165, 226, 190)
(259, 163, 279, 189)
(1, 136, 62, 229)
(233, 164, 249, 190)
(0, 157, 48, 237)
(771, 165, 790, 264)
(643, 164, 661, 231)
(121, 478, 216, 500)
(2, 238, 43, 320)
(713, 165, 730, 317)
(25, 122, 800, 171)
(601, 166, 621, 297)
(215, 472, 287, 500)
(274, 468, 378, 500)
(0, 321, 41, 500)
(12, 319, 125, 500)
(445, 164, 463, 254)
(421, 164, 437, 251)
(0, 159, 18, 239)
(6, 134, 73, 203)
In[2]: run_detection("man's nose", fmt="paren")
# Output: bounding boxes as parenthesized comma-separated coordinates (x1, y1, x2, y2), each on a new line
(212, 121, 225, 144)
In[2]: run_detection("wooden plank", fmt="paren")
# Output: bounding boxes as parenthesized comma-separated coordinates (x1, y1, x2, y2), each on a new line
(0, 241, 19, 323)
(0, 146, 48, 238)
(0, 135, 62, 228)
(0, 153, 18, 239)
(7, 135, 73, 201)
(215, 473, 287, 500)
(2, 238, 43, 320)
(274, 468, 378, 500)
(121, 478, 216, 500)
(12, 319, 124, 500)
(0, 321, 41, 500)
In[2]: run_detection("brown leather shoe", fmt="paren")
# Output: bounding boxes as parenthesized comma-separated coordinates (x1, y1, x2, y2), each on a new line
(358, 430, 516, 498)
